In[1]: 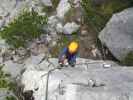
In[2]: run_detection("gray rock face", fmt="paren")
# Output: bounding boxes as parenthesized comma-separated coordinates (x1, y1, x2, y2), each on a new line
(99, 8, 133, 61)
(0, 89, 16, 100)
(3, 60, 24, 78)
(0, 0, 48, 27)
(0, 89, 9, 100)
(40, 0, 52, 6)
(56, 0, 71, 19)
(0, 39, 9, 49)
(47, 16, 60, 35)
(22, 58, 133, 100)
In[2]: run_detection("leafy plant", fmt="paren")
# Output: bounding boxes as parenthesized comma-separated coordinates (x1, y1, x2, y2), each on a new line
(81, 0, 133, 33)
(0, 10, 47, 48)
(0, 65, 17, 100)
(51, 0, 60, 8)
(0, 66, 10, 88)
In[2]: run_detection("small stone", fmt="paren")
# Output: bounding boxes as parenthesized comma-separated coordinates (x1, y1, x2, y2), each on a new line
(103, 63, 112, 68)
(88, 79, 96, 87)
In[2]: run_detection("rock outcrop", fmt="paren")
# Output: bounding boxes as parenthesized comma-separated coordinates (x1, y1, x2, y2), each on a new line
(0, 0, 52, 28)
(22, 58, 133, 100)
(1, 1, 133, 100)
(56, 0, 71, 19)
(99, 8, 133, 62)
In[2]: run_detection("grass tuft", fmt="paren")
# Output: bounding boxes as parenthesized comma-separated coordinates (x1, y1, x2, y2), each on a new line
(0, 10, 47, 48)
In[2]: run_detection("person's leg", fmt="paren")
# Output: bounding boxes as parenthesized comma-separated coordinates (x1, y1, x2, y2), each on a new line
(68, 61, 76, 67)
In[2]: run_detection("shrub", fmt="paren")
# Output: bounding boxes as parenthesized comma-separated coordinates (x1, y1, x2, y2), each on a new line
(51, 0, 60, 8)
(0, 10, 47, 48)
(6, 96, 16, 100)
(42, 0, 60, 13)
(81, 0, 133, 33)
(0, 66, 10, 88)
(0, 65, 17, 100)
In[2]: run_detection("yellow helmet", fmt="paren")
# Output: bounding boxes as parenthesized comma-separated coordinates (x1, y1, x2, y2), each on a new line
(68, 41, 79, 54)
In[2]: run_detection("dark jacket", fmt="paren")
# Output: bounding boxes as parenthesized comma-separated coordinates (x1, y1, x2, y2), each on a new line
(59, 47, 77, 63)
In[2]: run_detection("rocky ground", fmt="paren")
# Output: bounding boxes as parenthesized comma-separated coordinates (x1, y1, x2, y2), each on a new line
(0, 0, 133, 100)
(22, 58, 133, 100)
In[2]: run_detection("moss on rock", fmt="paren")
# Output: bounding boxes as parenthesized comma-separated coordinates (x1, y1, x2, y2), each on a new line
(122, 51, 133, 66)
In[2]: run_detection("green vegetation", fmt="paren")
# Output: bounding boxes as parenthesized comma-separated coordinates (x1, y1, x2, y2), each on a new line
(0, 66, 10, 89)
(0, 10, 47, 48)
(51, 0, 60, 8)
(6, 96, 16, 100)
(81, 0, 133, 33)
(42, 6, 53, 13)
(122, 52, 133, 66)
(0, 65, 17, 100)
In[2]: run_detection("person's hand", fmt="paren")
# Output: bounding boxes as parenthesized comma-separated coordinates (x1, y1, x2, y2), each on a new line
(64, 59, 68, 65)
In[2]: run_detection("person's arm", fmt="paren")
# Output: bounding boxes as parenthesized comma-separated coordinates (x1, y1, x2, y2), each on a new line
(58, 47, 67, 62)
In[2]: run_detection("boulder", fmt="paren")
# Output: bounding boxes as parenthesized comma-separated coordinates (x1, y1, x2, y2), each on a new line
(56, 0, 71, 19)
(63, 22, 80, 34)
(99, 8, 133, 62)
(22, 58, 133, 100)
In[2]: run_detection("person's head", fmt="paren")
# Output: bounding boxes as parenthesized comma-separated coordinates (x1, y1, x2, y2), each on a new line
(68, 41, 79, 54)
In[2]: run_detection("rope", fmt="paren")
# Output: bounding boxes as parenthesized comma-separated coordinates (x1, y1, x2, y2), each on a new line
(44, 67, 61, 100)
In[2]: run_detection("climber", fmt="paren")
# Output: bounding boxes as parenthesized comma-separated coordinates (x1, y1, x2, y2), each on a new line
(58, 41, 79, 67)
